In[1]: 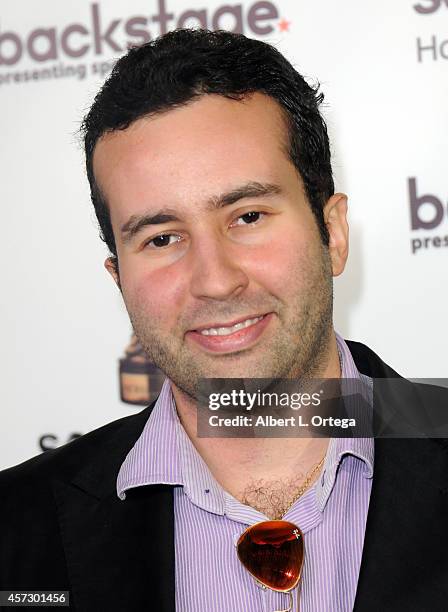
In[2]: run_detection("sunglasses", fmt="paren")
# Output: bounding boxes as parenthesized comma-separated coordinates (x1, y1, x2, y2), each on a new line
(237, 520, 304, 612)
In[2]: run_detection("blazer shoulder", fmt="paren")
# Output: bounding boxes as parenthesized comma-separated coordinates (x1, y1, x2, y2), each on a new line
(346, 338, 448, 453)
(344, 339, 402, 378)
(0, 402, 155, 493)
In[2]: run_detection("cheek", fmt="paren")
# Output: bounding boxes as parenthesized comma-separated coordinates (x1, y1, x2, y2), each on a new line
(123, 263, 187, 322)
(243, 236, 310, 294)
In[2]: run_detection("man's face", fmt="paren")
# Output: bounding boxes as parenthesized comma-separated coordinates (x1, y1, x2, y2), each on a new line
(94, 93, 346, 400)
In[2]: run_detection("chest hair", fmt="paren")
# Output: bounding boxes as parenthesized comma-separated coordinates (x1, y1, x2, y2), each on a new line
(237, 474, 314, 520)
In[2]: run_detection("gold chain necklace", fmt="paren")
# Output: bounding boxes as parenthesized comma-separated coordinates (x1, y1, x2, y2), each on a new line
(285, 456, 326, 512)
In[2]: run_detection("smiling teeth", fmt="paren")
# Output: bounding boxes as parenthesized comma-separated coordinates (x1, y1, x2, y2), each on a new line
(199, 316, 264, 336)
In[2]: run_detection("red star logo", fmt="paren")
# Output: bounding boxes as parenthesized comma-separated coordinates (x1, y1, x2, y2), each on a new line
(278, 18, 291, 32)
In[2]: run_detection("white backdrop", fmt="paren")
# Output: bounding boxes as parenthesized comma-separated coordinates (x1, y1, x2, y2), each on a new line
(1, 0, 446, 470)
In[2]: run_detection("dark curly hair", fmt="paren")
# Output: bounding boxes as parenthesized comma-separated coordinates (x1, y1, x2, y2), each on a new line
(81, 28, 334, 273)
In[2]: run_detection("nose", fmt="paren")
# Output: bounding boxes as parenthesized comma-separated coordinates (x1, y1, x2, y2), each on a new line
(189, 234, 249, 301)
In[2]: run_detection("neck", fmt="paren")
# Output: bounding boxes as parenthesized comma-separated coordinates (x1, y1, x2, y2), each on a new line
(170, 330, 341, 514)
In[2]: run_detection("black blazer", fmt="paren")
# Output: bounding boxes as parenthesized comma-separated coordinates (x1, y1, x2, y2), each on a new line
(1, 340, 447, 611)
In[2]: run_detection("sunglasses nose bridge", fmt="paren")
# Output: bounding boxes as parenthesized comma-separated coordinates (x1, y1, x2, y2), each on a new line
(273, 591, 294, 612)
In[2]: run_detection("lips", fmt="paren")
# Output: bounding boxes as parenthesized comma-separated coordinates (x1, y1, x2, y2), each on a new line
(186, 312, 274, 354)
(192, 313, 267, 334)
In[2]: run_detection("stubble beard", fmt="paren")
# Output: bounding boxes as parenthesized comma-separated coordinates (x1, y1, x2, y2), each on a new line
(125, 244, 334, 403)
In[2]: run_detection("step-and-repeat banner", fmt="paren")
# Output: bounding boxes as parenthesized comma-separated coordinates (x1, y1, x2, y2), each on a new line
(1, 0, 446, 469)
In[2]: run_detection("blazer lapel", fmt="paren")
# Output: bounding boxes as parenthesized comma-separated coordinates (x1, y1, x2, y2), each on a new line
(353, 437, 448, 611)
(348, 340, 448, 610)
(52, 405, 176, 612)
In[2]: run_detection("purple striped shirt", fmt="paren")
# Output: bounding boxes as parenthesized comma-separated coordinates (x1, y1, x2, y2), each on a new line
(117, 333, 374, 611)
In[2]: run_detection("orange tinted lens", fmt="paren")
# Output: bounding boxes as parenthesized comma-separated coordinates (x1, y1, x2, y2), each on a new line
(237, 520, 304, 592)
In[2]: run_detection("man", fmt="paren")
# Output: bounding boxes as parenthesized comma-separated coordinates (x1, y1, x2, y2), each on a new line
(1, 29, 447, 612)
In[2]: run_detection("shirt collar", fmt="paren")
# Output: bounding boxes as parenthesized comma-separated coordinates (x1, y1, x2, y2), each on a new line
(116, 377, 182, 500)
(117, 377, 226, 513)
(314, 333, 374, 512)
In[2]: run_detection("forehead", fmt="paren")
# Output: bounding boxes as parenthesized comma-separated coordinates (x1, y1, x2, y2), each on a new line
(92, 92, 293, 222)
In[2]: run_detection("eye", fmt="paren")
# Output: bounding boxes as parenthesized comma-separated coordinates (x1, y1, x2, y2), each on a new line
(232, 211, 266, 226)
(144, 233, 182, 249)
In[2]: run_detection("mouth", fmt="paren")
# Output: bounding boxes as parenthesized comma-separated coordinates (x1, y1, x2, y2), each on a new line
(192, 313, 266, 335)
(186, 312, 274, 354)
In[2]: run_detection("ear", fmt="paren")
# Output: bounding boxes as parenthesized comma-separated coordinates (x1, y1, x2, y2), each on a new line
(104, 256, 121, 289)
(323, 193, 349, 277)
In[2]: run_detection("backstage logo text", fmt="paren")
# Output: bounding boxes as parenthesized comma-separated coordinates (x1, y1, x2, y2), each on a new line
(0, 0, 288, 86)
(409, 177, 448, 254)
(413, 0, 448, 63)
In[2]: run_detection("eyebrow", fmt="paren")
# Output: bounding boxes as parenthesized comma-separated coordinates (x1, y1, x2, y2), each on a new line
(120, 181, 282, 245)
